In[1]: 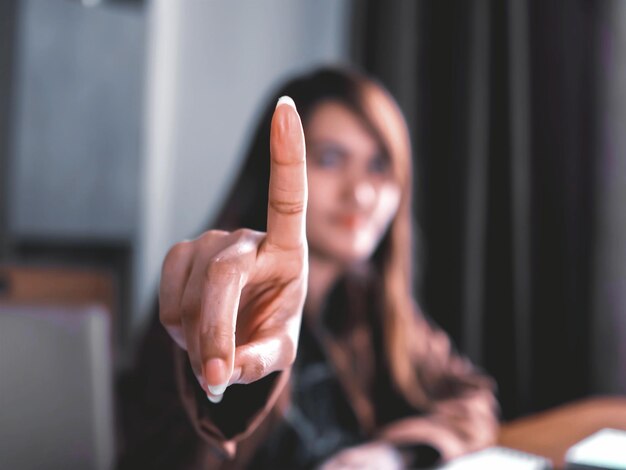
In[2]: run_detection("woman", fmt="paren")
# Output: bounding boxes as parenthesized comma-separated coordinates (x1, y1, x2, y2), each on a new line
(117, 68, 498, 469)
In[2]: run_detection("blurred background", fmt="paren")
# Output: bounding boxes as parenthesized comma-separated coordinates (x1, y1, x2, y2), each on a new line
(0, 0, 624, 463)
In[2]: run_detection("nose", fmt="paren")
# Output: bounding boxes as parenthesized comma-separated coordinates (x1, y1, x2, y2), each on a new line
(345, 177, 376, 210)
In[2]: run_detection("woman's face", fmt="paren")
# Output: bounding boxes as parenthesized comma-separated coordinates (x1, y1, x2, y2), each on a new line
(304, 100, 402, 265)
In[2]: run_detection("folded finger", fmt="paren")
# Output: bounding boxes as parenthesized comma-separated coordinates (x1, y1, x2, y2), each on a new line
(229, 333, 297, 385)
(199, 263, 245, 396)
(159, 241, 194, 349)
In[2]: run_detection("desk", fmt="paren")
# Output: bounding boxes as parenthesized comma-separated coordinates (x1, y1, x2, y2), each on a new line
(0, 265, 115, 314)
(498, 396, 626, 468)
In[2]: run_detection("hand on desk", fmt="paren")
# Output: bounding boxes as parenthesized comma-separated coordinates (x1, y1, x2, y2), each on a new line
(159, 97, 308, 403)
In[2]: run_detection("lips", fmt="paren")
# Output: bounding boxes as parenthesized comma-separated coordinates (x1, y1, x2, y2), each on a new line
(334, 214, 368, 230)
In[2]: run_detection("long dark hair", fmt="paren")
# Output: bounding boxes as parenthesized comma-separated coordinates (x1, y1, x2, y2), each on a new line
(213, 66, 431, 408)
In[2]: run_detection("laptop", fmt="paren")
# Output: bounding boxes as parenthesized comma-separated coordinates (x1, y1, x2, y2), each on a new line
(0, 305, 114, 470)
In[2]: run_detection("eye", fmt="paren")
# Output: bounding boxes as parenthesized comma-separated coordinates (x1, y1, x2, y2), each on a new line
(368, 154, 391, 174)
(311, 145, 345, 168)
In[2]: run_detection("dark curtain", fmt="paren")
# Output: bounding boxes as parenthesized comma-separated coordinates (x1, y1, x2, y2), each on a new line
(351, 0, 611, 420)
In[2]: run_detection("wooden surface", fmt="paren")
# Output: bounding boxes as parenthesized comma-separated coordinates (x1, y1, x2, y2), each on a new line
(498, 396, 626, 467)
(0, 264, 116, 319)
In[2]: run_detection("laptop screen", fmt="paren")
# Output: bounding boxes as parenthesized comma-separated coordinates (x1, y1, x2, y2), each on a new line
(0, 305, 114, 470)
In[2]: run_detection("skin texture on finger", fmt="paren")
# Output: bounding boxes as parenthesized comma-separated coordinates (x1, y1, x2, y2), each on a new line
(199, 270, 244, 390)
(266, 97, 308, 250)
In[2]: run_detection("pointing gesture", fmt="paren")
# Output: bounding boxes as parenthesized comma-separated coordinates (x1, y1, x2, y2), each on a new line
(159, 97, 308, 403)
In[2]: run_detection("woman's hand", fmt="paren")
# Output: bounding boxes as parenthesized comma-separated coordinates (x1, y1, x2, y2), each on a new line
(159, 97, 308, 402)
(318, 442, 405, 470)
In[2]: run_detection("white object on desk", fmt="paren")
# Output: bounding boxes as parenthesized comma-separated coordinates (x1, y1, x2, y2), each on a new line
(440, 446, 551, 470)
(565, 428, 626, 469)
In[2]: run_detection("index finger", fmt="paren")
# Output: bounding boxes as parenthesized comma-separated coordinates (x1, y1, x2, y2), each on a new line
(266, 96, 307, 250)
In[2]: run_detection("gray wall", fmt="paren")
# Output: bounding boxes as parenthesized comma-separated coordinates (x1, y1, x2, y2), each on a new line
(134, 0, 353, 331)
(8, 0, 145, 240)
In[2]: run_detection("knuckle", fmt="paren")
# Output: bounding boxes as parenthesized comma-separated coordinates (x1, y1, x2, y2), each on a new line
(250, 355, 270, 378)
(204, 325, 234, 341)
(163, 241, 191, 270)
(198, 229, 228, 246)
(230, 228, 265, 250)
(231, 228, 254, 241)
(205, 255, 241, 278)
(201, 326, 234, 354)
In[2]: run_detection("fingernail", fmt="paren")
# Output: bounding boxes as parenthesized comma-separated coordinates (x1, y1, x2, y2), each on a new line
(205, 358, 228, 386)
(276, 95, 296, 110)
(207, 393, 223, 404)
(208, 381, 228, 395)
